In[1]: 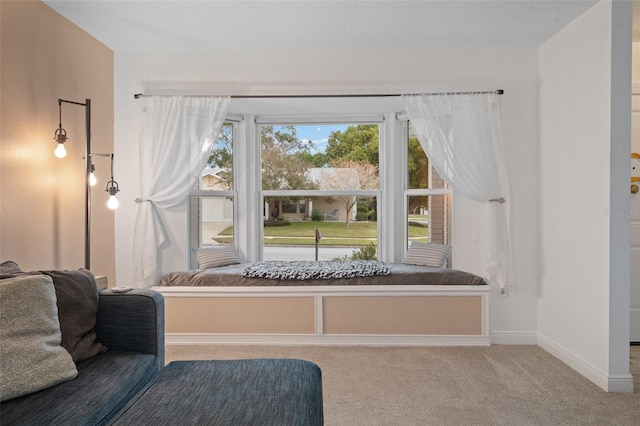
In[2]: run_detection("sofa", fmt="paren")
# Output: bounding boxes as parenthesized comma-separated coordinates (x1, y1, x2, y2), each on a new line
(0, 264, 164, 425)
(0, 263, 324, 426)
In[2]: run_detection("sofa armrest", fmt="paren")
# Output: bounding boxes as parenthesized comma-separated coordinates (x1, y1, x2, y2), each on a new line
(95, 289, 165, 367)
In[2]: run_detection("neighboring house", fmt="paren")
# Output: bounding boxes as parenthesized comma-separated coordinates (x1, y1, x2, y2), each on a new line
(308, 167, 359, 222)
(264, 198, 310, 221)
(198, 167, 232, 244)
(266, 168, 360, 222)
(200, 166, 228, 190)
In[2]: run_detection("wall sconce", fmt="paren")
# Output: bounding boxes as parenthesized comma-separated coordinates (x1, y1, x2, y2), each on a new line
(54, 98, 120, 269)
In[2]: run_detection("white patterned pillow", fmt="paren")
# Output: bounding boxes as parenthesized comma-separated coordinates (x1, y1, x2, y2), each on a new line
(0, 274, 78, 401)
(196, 246, 241, 269)
(403, 242, 452, 268)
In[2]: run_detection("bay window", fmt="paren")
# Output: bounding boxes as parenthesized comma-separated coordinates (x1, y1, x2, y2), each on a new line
(187, 100, 453, 268)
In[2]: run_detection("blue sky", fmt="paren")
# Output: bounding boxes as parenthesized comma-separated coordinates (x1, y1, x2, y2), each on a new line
(294, 124, 349, 153)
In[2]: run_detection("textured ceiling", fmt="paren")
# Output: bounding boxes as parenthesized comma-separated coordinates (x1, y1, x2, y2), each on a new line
(43, 0, 603, 52)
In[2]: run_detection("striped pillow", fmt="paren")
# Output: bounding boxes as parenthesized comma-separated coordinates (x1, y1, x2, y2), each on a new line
(403, 242, 452, 268)
(196, 246, 241, 270)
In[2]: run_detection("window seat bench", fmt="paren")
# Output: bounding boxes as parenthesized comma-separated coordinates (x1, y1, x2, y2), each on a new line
(154, 263, 490, 346)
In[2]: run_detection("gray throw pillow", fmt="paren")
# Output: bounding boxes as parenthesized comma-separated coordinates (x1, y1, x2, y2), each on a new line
(0, 275, 78, 402)
(38, 269, 106, 362)
(196, 246, 241, 269)
(403, 242, 452, 267)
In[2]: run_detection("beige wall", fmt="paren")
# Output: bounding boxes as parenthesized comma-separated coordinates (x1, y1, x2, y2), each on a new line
(0, 1, 115, 282)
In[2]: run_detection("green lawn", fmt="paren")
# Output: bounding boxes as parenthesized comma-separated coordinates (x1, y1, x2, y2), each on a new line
(215, 221, 429, 246)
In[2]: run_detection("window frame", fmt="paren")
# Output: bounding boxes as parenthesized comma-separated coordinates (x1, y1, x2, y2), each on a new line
(188, 121, 239, 269)
(402, 120, 453, 257)
(257, 119, 383, 261)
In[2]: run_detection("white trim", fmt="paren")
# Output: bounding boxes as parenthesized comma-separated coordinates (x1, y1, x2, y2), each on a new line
(314, 295, 323, 336)
(225, 114, 243, 123)
(378, 112, 406, 263)
(262, 189, 380, 198)
(189, 190, 236, 197)
(165, 333, 490, 346)
(140, 80, 503, 98)
(153, 284, 490, 298)
(490, 330, 537, 345)
(405, 188, 453, 196)
(255, 114, 384, 124)
(139, 81, 423, 97)
(236, 116, 261, 262)
(537, 333, 634, 394)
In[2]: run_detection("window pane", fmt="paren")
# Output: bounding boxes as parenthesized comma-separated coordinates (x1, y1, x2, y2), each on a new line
(261, 124, 379, 190)
(407, 194, 451, 247)
(189, 195, 234, 266)
(407, 122, 447, 190)
(263, 195, 378, 261)
(198, 123, 233, 190)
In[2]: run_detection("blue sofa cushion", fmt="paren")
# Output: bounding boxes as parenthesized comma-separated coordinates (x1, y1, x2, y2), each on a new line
(0, 352, 159, 426)
(111, 359, 324, 426)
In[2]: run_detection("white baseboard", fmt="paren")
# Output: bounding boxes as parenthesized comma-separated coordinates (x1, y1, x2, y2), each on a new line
(490, 330, 537, 345)
(537, 333, 634, 394)
(165, 333, 490, 347)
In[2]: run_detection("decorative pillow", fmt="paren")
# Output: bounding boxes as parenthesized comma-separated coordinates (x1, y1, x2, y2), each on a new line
(403, 242, 452, 267)
(242, 260, 391, 280)
(196, 246, 241, 269)
(0, 274, 78, 401)
(0, 260, 22, 274)
(38, 269, 105, 363)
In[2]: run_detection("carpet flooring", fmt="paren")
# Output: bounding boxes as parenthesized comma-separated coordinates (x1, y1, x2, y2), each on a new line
(166, 345, 640, 426)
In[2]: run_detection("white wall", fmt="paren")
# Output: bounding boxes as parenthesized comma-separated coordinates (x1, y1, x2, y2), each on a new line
(632, 42, 640, 342)
(538, 0, 632, 392)
(114, 47, 541, 337)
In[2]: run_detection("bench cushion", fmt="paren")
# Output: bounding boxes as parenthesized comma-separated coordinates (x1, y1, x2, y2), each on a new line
(111, 359, 323, 426)
(0, 352, 159, 426)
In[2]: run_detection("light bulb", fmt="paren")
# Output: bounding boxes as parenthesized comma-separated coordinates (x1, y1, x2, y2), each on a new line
(107, 195, 119, 210)
(54, 143, 67, 158)
(89, 172, 97, 186)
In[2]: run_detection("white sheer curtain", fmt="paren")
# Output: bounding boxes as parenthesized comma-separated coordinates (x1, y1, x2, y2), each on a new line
(132, 96, 230, 288)
(401, 93, 512, 291)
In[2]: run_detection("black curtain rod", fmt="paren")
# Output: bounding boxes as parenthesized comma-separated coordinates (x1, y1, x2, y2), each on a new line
(133, 89, 503, 99)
